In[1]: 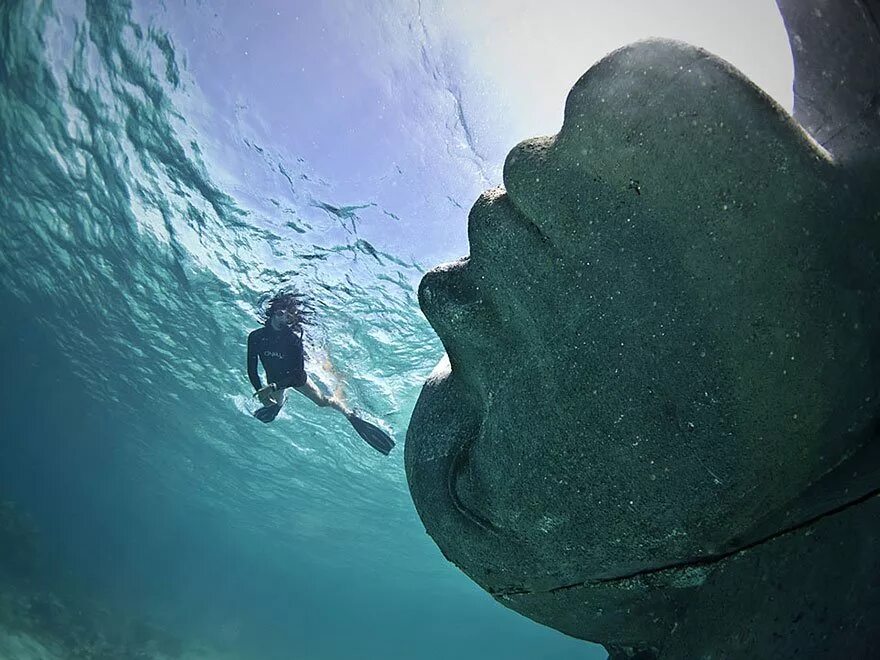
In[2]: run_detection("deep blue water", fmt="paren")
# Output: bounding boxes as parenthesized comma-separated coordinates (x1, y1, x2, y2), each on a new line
(0, 1, 603, 658)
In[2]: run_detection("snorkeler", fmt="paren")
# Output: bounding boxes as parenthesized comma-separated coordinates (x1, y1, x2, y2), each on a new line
(246, 290, 395, 455)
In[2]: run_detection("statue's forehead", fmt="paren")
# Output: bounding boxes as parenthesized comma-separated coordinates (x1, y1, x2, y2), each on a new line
(503, 40, 832, 243)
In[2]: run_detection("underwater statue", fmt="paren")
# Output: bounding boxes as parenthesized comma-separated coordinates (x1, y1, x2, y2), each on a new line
(405, 0, 880, 657)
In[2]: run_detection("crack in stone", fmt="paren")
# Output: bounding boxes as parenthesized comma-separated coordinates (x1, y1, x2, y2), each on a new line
(492, 484, 880, 598)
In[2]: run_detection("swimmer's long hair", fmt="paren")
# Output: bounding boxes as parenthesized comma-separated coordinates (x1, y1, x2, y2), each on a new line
(259, 289, 314, 336)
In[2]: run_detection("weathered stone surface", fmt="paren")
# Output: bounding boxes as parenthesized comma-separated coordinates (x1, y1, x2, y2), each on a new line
(406, 2, 880, 656)
(777, 0, 880, 162)
(657, 494, 880, 658)
(498, 494, 880, 658)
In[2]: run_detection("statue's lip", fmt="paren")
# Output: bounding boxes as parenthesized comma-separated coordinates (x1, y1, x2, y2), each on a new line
(406, 351, 500, 534)
(443, 422, 501, 535)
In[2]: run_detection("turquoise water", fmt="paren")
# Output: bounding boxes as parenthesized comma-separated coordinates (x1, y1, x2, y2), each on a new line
(0, 1, 602, 658)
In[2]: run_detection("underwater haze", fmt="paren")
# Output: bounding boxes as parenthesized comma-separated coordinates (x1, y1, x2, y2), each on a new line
(0, 1, 791, 658)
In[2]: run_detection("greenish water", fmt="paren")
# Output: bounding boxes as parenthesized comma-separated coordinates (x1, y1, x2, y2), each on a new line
(0, 1, 603, 658)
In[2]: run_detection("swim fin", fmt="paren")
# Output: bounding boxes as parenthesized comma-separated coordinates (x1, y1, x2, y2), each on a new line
(253, 404, 282, 423)
(347, 414, 395, 455)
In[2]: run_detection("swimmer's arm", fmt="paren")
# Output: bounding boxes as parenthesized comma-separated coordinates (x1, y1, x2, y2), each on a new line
(246, 332, 263, 391)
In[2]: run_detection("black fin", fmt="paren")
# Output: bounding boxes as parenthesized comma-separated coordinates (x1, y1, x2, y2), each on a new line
(348, 415, 395, 455)
(253, 404, 282, 423)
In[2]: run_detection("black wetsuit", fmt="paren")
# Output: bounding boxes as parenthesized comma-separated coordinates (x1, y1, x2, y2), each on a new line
(247, 325, 307, 393)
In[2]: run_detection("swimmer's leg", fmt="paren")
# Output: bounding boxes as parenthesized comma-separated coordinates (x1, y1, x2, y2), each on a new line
(294, 378, 352, 417)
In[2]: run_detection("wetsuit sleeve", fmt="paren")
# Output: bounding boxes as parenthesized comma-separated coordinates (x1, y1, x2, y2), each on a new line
(247, 331, 263, 391)
(274, 335, 307, 389)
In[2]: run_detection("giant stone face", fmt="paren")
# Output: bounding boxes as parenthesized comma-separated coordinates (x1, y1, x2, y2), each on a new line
(405, 29, 880, 659)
